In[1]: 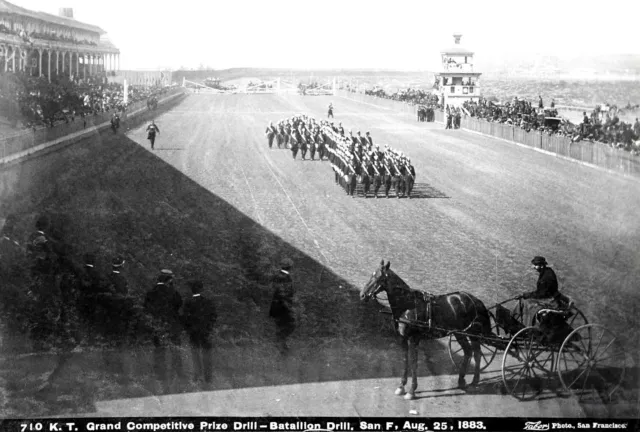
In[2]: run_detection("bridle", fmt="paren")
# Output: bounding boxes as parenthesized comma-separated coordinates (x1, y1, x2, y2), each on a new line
(365, 271, 387, 301)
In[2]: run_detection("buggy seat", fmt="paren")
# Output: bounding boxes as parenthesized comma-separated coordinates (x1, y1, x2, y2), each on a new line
(535, 293, 574, 325)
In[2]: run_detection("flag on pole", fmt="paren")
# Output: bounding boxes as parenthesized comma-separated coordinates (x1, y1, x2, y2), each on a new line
(124, 79, 128, 105)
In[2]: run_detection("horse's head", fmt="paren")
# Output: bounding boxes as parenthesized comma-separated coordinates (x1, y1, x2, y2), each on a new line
(360, 260, 391, 302)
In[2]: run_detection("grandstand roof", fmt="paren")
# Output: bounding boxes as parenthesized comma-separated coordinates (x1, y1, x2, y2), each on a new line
(0, 0, 106, 34)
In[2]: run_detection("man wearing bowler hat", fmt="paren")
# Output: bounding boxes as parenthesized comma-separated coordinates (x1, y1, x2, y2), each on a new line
(269, 258, 295, 355)
(144, 269, 184, 392)
(519, 256, 563, 327)
(182, 279, 217, 384)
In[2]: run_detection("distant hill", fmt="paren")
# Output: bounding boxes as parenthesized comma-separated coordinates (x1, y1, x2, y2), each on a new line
(172, 68, 430, 84)
(477, 53, 640, 78)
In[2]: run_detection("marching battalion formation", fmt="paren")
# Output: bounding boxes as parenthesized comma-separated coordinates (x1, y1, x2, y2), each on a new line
(265, 110, 417, 198)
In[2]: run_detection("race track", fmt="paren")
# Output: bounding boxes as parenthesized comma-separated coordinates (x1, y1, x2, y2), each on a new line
(110, 92, 640, 417)
(130, 93, 639, 335)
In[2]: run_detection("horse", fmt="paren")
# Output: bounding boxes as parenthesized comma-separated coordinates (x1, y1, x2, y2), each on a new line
(360, 260, 493, 400)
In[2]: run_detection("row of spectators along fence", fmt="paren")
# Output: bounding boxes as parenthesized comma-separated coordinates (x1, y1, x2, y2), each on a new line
(336, 90, 640, 178)
(0, 86, 184, 162)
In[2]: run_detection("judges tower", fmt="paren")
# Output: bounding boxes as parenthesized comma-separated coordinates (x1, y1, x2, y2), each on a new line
(434, 34, 482, 108)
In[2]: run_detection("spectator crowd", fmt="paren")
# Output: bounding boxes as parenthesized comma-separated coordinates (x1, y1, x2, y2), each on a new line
(346, 85, 640, 155)
(0, 24, 97, 46)
(0, 71, 169, 128)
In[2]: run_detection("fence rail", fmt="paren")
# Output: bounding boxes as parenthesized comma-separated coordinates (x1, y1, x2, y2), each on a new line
(0, 87, 184, 162)
(335, 90, 640, 178)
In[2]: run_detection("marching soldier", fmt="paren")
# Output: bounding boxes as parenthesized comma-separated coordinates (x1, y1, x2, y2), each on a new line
(328, 103, 334, 119)
(372, 159, 384, 198)
(363, 160, 376, 198)
(283, 122, 291, 149)
(337, 122, 345, 137)
(396, 162, 407, 198)
(146, 120, 160, 150)
(315, 130, 326, 161)
(365, 131, 373, 146)
(290, 127, 301, 160)
(276, 122, 285, 148)
(346, 156, 358, 196)
(144, 269, 184, 391)
(403, 159, 416, 198)
(182, 279, 217, 384)
(265, 122, 277, 149)
(299, 127, 309, 160)
(383, 160, 395, 198)
(269, 258, 295, 355)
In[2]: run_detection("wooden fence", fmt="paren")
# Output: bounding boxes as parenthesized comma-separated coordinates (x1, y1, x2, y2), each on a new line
(335, 90, 640, 178)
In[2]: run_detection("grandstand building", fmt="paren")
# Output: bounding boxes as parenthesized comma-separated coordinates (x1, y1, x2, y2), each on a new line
(434, 34, 481, 108)
(0, 0, 119, 81)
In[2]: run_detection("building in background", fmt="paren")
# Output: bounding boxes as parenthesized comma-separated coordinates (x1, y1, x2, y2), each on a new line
(0, 0, 120, 81)
(433, 34, 482, 108)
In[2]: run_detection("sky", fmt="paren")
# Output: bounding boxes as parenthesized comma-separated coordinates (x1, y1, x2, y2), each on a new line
(11, 0, 640, 71)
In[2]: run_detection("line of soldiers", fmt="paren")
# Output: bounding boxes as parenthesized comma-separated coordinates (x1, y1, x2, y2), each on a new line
(265, 117, 328, 161)
(265, 115, 417, 198)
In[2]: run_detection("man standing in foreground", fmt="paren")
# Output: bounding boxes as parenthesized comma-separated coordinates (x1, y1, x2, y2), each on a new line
(269, 258, 295, 355)
(144, 269, 183, 392)
(182, 279, 217, 385)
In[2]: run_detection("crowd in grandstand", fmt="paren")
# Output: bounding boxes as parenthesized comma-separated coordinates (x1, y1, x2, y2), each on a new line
(0, 71, 168, 128)
(0, 24, 97, 46)
(265, 115, 416, 198)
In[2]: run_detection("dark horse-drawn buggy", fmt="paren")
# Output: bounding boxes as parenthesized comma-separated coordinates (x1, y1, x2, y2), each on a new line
(360, 260, 628, 401)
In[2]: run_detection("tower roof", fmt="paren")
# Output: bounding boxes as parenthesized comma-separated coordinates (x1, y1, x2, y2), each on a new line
(441, 33, 474, 55)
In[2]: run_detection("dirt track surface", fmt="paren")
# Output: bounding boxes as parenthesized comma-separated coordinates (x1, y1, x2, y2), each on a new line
(1, 93, 638, 418)
(141, 93, 640, 335)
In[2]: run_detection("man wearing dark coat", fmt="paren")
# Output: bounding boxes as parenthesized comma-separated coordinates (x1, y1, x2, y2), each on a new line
(144, 269, 184, 391)
(182, 280, 217, 384)
(365, 132, 373, 146)
(269, 258, 295, 355)
(403, 160, 416, 198)
(290, 128, 301, 160)
(519, 256, 562, 326)
(372, 160, 384, 198)
(146, 121, 160, 150)
(265, 122, 277, 149)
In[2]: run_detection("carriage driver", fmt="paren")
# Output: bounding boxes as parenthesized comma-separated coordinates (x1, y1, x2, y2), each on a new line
(519, 256, 563, 326)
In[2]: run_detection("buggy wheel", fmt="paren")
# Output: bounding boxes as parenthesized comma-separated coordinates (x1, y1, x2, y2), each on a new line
(448, 312, 500, 372)
(566, 305, 588, 330)
(557, 324, 627, 402)
(502, 327, 553, 400)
